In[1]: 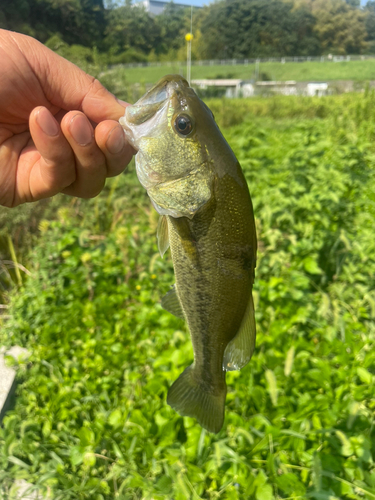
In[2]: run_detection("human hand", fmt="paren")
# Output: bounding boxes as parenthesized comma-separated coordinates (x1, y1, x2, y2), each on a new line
(0, 29, 134, 208)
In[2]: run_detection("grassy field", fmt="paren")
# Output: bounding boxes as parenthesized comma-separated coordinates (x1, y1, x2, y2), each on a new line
(105, 59, 375, 85)
(1, 93, 375, 499)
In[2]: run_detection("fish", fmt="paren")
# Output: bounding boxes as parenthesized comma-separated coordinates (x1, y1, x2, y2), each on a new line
(120, 75, 257, 433)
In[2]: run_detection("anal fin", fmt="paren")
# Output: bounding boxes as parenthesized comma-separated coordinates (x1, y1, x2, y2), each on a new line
(157, 215, 169, 258)
(161, 285, 184, 319)
(223, 294, 256, 371)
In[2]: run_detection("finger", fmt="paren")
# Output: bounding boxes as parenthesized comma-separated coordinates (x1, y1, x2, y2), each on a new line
(0, 131, 30, 207)
(60, 111, 107, 198)
(95, 120, 135, 178)
(7, 32, 130, 122)
(25, 106, 76, 201)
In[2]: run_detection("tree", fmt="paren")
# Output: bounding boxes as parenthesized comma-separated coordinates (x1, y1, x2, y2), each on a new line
(363, 1, 375, 52)
(345, 0, 360, 7)
(0, 0, 106, 47)
(297, 0, 367, 54)
(0, 0, 34, 36)
(104, 2, 161, 55)
(198, 0, 321, 59)
(32, 0, 106, 46)
(155, 2, 191, 54)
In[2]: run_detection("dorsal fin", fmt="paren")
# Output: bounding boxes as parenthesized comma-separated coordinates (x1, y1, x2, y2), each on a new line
(223, 294, 256, 371)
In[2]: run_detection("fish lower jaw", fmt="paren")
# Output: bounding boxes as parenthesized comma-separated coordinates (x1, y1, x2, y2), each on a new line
(119, 117, 138, 151)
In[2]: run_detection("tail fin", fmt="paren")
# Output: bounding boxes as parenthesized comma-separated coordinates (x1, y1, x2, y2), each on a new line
(167, 366, 226, 433)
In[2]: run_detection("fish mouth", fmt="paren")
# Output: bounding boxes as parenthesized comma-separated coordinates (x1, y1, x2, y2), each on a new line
(128, 75, 190, 124)
(119, 75, 192, 149)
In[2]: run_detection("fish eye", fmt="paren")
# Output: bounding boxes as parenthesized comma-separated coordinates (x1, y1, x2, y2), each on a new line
(174, 114, 193, 136)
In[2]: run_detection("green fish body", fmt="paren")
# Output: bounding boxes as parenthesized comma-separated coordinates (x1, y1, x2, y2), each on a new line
(120, 75, 257, 433)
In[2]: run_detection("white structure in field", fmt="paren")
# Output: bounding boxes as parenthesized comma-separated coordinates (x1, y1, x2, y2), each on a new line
(256, 80, 298, 95)
(306, 82, 329, 96)
(137, 0, 201, 15)
(192, 79, 255, 98)
(191, 79, 333, 97)
(0, 345, 30, 422)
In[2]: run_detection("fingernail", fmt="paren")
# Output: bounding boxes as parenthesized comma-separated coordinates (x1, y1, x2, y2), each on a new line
(69, 114, 93, 146)
(106, 126, 125, 155)
(116, 98, 130, 108)
(36, 108, 59, 137)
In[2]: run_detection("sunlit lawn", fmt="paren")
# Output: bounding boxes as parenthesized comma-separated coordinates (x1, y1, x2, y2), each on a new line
(106, 59, 375, 84)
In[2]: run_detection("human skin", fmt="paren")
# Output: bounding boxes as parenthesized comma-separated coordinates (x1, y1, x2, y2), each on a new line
(0, 29, 135, 208)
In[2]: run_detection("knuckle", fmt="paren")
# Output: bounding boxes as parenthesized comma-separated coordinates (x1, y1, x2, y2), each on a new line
(42, 160, 76, 192)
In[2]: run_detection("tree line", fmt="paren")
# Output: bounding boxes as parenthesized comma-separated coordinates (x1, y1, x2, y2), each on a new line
(1, 0, 375, 64)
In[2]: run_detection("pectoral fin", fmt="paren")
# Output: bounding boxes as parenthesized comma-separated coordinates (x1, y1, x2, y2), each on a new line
(223, 294, 256, 371)
(161, 285, 185, 319)
(157, 215, 169, 258)
(169, 217, 200, 268)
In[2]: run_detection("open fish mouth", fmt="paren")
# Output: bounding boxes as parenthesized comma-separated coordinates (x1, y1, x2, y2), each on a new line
(119, 75, 191, 150)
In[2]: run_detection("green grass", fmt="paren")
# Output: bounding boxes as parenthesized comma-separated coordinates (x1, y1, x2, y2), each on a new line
(1, 93, 375, 499)
(105, 59, 375, 85)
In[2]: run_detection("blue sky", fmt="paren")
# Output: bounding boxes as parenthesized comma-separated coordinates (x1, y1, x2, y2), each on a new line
(131, 0, 370, 8)
(130, 0, 211, 6)
(174, 0, 209, 5)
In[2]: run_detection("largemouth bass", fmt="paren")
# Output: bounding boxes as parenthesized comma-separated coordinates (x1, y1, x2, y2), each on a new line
(120, 75, 257, 433)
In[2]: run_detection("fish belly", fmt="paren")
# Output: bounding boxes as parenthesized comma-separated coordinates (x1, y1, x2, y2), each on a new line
(166, 173, 255, 432)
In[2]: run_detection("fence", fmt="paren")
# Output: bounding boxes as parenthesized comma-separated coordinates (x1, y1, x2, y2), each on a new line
(111, 54, 375, 70)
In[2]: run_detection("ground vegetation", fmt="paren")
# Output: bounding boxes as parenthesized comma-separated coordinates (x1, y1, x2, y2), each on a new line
(1, 91, 375, 499)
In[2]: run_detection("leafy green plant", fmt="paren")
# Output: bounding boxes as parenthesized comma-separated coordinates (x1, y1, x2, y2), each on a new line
(1, 96, 375, 499)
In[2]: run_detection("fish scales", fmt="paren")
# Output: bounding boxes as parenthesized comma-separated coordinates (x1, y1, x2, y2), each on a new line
(120, 75, 257, 433)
